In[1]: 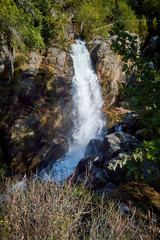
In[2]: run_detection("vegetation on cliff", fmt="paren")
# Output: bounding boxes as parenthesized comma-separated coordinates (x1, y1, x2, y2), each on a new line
(1, 0, 159, 52)
(110, 22, 160, 191)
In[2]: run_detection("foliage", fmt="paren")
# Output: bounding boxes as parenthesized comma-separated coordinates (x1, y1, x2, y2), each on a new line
(61, 0, 140, 40)
(0, 176, 158, 239)
(110, 22, 160, 136)
(0, 0, 45, 50)
(14, 54, 29, 68)
(0, 164, 7, 180)
(0, 0, 66, 51)
(139, 15, 148, 40)
(109, 22, 160, 187)
(116, 1, 139, 35)
(76, 1, 104, 39)
(127, 0, 160, 37)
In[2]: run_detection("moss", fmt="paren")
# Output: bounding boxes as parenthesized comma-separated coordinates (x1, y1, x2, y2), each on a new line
(108, 182, 160, 219)
(14, 54, 29, 69)
(14, 67, 22, 76)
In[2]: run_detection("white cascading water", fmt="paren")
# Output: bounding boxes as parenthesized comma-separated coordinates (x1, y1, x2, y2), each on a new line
(43, 39, 105, 182)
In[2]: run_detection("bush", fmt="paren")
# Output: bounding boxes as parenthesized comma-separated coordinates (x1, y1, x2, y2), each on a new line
(0, 176, 159, 239)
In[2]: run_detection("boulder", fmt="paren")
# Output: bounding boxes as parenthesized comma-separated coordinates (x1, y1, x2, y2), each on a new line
(72, 131, 140, 189)
(108, 182, 160, 218)
(135, 128, 147, 140)
(30, 137, 69, 172)
(85, 139, 102, 156)
(95, 182, 118, 197)
(102, 132, 140, 162)
(73, 154, 106, 188)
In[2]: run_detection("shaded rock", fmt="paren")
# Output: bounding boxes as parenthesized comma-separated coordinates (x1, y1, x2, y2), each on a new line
(55, 76, 72, 99)
(73, 154, 107, 189)
(143, 35, 160, 58)
(75, 155, 95, 174)
(119, 101, 129, 107)
(72, 132, 140, 189)
(150, 35, 160, 50)
(85, 139, 102, 156)
(108, 182, 160, 218)
(135, 128, 147, 140)
(122, 116, 140, 135)
(1, 45, 74, 174)
(95, 182, 118, 197)
(18, 78, 40, 106)
(31, 136, 69, 172)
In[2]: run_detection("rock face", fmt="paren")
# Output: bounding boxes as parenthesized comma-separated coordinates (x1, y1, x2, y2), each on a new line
(0, 45, 13, 83)
(0, 33, 138, 176)
(18, 78, 40, 106)
(0, 45, 74, 174)
(73, 131, 140, 191)
(87, 37, 126, 107)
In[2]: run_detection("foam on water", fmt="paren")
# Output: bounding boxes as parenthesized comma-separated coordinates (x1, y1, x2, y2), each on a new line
(41, 39, 105, 182)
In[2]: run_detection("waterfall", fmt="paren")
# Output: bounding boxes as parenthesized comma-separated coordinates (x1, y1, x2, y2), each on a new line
(43, 39, 105, 182)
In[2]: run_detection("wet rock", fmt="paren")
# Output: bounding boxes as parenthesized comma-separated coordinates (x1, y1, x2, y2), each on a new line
(31, 136, 69, 172)
(55, 76, 72, 99)
(85, 139, 102, 156)
(73, 154, 107, 188)
(73, 132, 141, 186)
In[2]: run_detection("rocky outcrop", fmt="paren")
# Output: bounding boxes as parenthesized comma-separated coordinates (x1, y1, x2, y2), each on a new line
(87, 37, 126, 107)
(73, 131, 140, 190)
(0, 32, 141, 176)
(0, 45, 74, 174)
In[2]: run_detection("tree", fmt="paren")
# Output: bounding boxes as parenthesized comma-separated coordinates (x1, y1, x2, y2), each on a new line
(109, 23, 160, 185)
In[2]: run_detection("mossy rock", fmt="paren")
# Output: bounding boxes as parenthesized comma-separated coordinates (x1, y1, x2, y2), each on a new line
(108, 182, 160, 218)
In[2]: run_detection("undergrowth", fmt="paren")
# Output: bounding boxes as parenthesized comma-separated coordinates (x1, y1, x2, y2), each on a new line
(0, 176, 159, 240)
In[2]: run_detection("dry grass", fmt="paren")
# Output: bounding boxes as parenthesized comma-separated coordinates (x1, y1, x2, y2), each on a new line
(0, 176, 159, 240)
